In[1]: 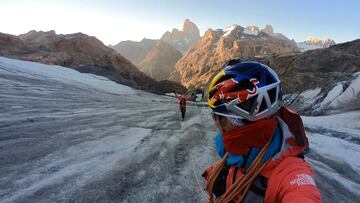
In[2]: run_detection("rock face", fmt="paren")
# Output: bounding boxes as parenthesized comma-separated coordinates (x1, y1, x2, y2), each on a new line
(297, 36, 336, 52)
(138, 41, 183, 81)
(160, 19, 200, 54)
(182, 19, 200, 36)
(0, 32, 27, 54)
(110, 38, 158, 64)
(245, 25, 260, 32)
(262, 39, 360, 94)
(169, 25, 299, 89)
(261, 25, 274, 36)
(19, 30, 58, 45)
(0, 31, 186, 94)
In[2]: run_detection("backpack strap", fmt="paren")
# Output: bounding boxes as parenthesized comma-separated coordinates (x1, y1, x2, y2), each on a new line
(277, 106, 308, 147)
(249, 175, 268, 197)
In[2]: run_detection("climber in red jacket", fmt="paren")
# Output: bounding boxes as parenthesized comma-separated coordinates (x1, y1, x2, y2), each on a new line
(173, 92, 193, 121)
(203, 60, 322, 203)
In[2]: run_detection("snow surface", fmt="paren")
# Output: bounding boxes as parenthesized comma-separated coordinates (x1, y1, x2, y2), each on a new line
(329, 72, 360, 108)
(223, 25, 237, 37)
(0, 57, 217, 202)
(292, 87, 322, 108)
(320, 83, 343, 108)
(243, 29, 259, 36)
(0, 56, 134, 96)
(1, 56, 359, 202)
(303, 112, 360, 200)
(300, 87, 322, 100)
(303, 111, 360, 133)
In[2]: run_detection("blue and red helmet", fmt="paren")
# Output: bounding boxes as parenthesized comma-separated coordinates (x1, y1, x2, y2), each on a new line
(208, 60, 281, 121)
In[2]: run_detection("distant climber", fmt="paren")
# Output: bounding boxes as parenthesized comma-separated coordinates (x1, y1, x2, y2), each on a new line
(173, 92, 193, 121)
(203, 60, 321, 202)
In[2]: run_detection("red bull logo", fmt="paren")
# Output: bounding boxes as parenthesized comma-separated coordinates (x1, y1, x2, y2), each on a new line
(211, 78, 259, 106)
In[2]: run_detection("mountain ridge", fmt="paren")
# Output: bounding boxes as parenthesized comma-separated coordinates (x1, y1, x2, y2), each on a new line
(0, 30, 186, 94)
(169, 24, 300, 89)
(297, 36, 336, 52)
(138, 40, 183, 81)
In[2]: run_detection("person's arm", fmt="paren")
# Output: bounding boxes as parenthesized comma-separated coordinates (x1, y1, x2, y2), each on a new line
(173, 92, 180, 100)
(274, 160, 322, 203)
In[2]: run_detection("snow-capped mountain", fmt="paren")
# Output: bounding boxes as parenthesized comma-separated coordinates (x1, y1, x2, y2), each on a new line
(297, 36, 336, 52)
(1, 56, 359, 202)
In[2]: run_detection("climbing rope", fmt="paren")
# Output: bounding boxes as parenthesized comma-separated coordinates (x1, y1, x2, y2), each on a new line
(205, 132, 274, 203)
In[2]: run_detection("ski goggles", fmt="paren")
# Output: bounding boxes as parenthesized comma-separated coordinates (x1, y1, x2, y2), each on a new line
(211, 111, 251, 127)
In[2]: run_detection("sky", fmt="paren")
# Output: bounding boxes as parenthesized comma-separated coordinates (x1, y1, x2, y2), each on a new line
(0, 0, 359, 45)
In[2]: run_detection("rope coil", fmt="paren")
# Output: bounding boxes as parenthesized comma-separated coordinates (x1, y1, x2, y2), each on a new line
(205, 134, 273, 203)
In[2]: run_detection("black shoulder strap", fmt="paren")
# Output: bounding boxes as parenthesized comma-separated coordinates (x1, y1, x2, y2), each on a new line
(249, 175, 268, 197)
(212, 165, 230, 197)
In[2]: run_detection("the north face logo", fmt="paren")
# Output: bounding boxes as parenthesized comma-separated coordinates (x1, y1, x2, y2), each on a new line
(290, 174, 316, 186)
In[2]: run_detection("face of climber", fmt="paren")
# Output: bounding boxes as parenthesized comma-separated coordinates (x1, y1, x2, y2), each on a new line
(211, 112, 235, 133)
(211, 113, 222, 131)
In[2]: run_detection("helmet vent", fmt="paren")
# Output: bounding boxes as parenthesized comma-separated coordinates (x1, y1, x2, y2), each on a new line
(268, 87, 277, 104)
(237, 95, 258, 112)
(258, 99, 267, 113)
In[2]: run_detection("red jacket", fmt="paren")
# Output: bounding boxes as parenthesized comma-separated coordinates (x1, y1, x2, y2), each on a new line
(204, 114, 322, 203)
(174, 93, 192, 109)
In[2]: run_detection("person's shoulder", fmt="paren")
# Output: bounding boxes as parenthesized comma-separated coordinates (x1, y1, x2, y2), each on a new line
(277, 157, 316, 189)
(267, 157, 322, 202)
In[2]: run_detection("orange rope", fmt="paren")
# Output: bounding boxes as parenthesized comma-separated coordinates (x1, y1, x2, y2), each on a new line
(188, 147, 210, 202)
(206, 134, 273, 203)
(205, 153, 229, 202)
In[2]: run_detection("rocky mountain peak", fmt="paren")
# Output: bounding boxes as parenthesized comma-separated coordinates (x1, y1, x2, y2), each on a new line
(0, 31, 186, 94)
(298, 36, 336, 52)
(182, 19, 200, 36)
(138, 40, 183, 81)
(169, 23, 300, 89)
(261, 25, 274, 36)
(322, 38, 336, 46)
(245, 25, 260, 32)
(222, 25, 244, 38)
(110, 38, 158, 64)
(307, 36, 321, 44)
(160, 19, 200, 54)
(19, 30, 58, 44)
(203, 28, 222, 41)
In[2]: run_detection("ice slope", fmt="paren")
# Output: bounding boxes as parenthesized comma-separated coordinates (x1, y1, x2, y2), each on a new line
(0, 56, 217, 203)
(284, 72, 360, 115)
(303, 112, 360, 201)
(0, 56, 359, 202)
